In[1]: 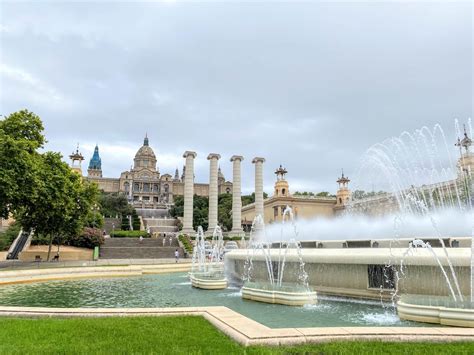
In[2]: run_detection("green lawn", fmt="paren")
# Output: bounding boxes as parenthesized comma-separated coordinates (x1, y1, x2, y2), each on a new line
(0, 316, 471, 354)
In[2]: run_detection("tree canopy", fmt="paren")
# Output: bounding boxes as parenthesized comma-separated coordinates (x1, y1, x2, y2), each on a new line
(0, 110, 101, 259)
(293, 191, 335, 197)
(0, 110, 45, 219)
(99, 192, 133, 218)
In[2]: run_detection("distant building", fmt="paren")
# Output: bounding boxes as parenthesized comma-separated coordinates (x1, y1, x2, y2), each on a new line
(241, 166, 350, 228)
(74, 135, 232, 210)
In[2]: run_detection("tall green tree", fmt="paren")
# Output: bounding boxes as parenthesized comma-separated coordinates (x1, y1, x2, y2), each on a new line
(1, 110, 100, 260)
(16, 152, 99, 260)
(99, 192, 133, 218)
(0, 110, 45, 218)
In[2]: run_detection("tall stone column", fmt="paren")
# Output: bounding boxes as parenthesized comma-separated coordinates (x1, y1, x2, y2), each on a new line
(230, 155, 244, 236)
(207, 153, 221, 234)
(252, 157, 265, 220)
(182, 151, 197, 234)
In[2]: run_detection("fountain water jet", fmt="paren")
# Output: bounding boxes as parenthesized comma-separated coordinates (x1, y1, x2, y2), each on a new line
(189, 226, 227, 290)
(241, 210, 316, 306)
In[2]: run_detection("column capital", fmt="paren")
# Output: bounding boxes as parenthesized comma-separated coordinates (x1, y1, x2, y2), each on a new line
(230, 155, 244, 162)
(207, 153, 221, 160)
(183, 151, 197, 159)
(252, 157, 265, 164)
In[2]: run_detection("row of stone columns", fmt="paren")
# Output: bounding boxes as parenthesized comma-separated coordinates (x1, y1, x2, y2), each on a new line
(181, 151, 265, 235)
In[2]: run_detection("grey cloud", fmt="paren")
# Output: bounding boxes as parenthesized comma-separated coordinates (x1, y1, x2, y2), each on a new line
(1, 1, 472, 194)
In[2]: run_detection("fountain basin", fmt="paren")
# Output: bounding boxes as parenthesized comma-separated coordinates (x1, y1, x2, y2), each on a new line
(398, 295, 474, 328)
(189, 272, 227, 290)
(242, 282, 317, 306)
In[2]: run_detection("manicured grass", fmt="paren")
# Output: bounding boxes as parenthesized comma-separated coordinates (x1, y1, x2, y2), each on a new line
(0, 316, 472, 354)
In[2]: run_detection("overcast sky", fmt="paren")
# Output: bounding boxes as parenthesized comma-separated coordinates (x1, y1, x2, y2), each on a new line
(1, 1, 472, 194)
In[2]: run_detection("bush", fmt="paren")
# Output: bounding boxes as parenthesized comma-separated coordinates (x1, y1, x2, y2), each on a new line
(110, 230, 150, 238)
(121, 216, 130, 230)
(178, 234, 193, 255)
(30, 228, 104, 249)
(66, 228, 104, 249)
(131, 209, 141, 230)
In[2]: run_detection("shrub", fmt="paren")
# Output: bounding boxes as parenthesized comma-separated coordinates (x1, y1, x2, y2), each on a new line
(178, 234, 193, 255)
(131, 209, 141, 230)
(121, 215, 131, 230)
(110, 230, 150, 238)
(66, 228, 104, 249)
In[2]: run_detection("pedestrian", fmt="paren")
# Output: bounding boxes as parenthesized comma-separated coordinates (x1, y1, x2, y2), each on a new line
(139, 235, 143, 244)
(175, 249, 179, 263)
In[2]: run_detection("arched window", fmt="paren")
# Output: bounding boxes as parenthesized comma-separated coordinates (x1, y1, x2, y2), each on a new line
(282, 188, 286, 196)
(339, 198, 342, 204)
(124, 182, 130, 192)
(226, 187, 231, 193)
(164, 184, 169, 193)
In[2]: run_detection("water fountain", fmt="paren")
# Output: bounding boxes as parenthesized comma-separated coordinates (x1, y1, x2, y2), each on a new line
(351, 120, 473, 327)
(189, 226, 227, 290)
(240, 210, 317, 306)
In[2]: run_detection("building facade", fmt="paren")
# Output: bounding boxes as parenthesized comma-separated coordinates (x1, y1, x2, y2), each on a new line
(241, 166, 350, 228)
(80, 136, 232, 210)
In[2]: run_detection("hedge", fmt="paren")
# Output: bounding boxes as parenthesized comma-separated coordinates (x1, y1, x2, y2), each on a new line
(110, 230, 150, 238)
(178, 234, 193, 255)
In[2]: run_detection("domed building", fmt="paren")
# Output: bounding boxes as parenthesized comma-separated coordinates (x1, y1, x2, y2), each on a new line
(83, 135, 233, 211)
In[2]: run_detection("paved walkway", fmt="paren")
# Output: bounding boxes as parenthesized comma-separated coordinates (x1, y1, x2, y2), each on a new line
(0, 258, 191, 271)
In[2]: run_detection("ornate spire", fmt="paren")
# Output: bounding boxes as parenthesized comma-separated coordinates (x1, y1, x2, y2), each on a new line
(456, 124, 472, 154)
(174, 167, 180, 181)
(274, 165, 287, 180)
(88, 144, 102, 170)
(218, 166, 225, 181)
(69, 143, 84, 161)
(337, 168, 350, 186)
(144, 133, 149, 146)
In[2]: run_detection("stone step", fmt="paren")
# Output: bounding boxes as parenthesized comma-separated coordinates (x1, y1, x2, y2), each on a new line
(99, 247, 184, 259)
(99, 237, 183, 259)
(104, 237, 178, 247)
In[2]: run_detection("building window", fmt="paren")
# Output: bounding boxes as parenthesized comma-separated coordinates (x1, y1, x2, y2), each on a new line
(226, 187, 230, 193)
(282, 188, 286, 196)
(143, 196, 150, 201)
(164, 184, 169, 193)
(124, 182, 130, 192)
(368, 265, 395, 289)
(133, 183, 140, 192)
(143, 183, 150, 192)
(274, 207, 278, 218)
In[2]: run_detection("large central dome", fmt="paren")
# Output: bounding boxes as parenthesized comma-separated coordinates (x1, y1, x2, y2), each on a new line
(133, 135, 157, 171)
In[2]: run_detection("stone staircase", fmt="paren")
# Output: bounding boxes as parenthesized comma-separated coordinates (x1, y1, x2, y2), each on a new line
(143, 218, 179, 235)
(99, 237, 184, 259)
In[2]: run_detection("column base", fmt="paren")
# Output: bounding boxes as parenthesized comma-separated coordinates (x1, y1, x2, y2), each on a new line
(181, 228, 195, 235)
(205, 230, 215, 236)
(229, 229, 245, 237)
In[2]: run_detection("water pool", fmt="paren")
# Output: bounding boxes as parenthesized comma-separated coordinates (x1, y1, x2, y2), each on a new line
(0, 273, 429, 328)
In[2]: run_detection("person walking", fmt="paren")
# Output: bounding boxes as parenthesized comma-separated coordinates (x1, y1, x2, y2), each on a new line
(174, 249, 179, 263)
